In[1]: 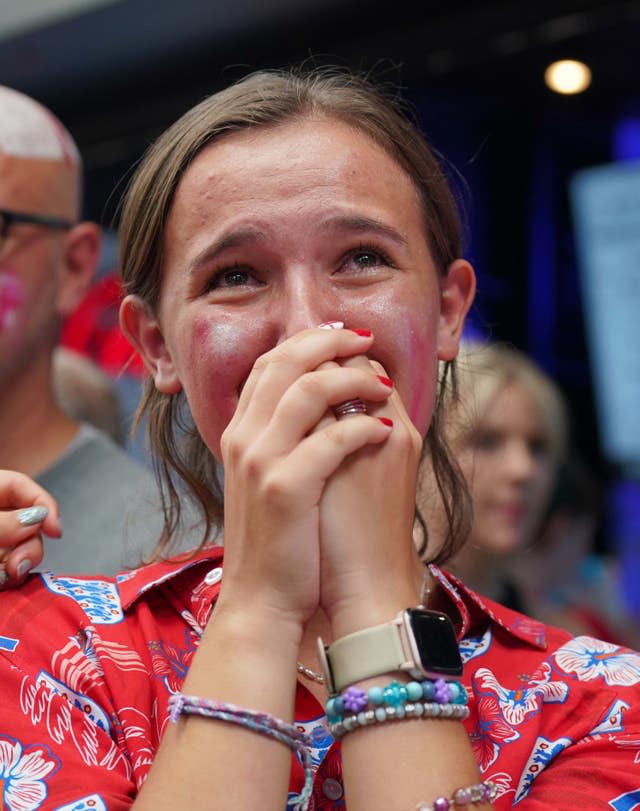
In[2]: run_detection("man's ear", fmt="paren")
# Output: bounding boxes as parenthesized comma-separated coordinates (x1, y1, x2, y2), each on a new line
(437, 258, 476, 361)
(119, 294, 182, 394)
(56, 222, 101, 316)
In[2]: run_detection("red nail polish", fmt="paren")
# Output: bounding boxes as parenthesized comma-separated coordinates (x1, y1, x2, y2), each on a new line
(378, 417, 394, 427)
(350, 328, 372, 337)
(377, 375, 393, 388)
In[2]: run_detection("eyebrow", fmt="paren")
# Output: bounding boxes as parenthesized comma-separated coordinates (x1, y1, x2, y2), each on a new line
(187, 214, 408, 275)
(188, 227, 266, 275)
(319, 214, 409, 248)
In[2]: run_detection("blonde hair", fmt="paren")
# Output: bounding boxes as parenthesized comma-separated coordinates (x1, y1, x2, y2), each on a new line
(448, 342, 568, 462)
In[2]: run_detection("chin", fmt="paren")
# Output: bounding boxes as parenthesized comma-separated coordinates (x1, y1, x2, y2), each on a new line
(479, 529, 523, 557)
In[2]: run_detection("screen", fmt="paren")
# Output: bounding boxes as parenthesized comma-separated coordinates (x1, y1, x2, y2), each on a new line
(570, 161, 640, 467)
(407, 609, 463, 677)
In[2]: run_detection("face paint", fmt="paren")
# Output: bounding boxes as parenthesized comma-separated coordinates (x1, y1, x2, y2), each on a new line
(0, 272, 22, 332)
(0, 86, 79, 166)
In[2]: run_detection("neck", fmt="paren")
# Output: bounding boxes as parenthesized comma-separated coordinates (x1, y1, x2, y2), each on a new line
(0, 350, 79, 475)
(449, 543, 509, 602)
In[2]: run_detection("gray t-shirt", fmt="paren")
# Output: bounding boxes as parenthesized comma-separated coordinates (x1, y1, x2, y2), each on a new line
(35, 425, 198, 574)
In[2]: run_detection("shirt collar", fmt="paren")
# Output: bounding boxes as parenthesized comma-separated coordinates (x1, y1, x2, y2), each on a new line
(117, 549, 547, 650)
(118, 545, 224, 611)
(430, 565, 548, 649)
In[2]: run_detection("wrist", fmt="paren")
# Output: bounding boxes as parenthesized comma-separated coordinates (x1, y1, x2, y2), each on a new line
(323, 558, 425, 639)
(319, 607, 463, 695)
(327, 590, 419, 640)
(211, 594, 305, 653)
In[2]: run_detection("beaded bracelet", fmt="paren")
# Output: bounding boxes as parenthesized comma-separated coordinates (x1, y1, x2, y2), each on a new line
(416, 780, 498, 810)
(328, 699, 470, 739)
(168, 693, 312, 811)
(326, 678, 468, 723)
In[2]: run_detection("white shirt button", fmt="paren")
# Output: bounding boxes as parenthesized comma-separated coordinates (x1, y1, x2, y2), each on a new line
(204, 567, 222, 586)
(322, 778, 343, 800)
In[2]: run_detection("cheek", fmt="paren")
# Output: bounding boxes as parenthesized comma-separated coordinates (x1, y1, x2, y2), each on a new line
(0, 271, 24, 332)
(176, 313, 270, 456)
(352, 287, 439, 434)
(0, 271, 25, 336)
(391, 307, 439, 434)
(530, 461, 556, 510)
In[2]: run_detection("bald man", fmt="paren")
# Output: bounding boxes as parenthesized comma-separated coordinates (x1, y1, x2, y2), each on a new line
(0, 86, 167, 577)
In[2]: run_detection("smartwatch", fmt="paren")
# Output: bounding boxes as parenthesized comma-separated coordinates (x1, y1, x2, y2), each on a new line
(317, 608, 463, 695)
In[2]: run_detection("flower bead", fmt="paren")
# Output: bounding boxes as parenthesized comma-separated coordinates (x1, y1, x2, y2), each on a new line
(342, 686, 368, 713)
(434, 678, 451, 704)
(383, 680, 408, 707)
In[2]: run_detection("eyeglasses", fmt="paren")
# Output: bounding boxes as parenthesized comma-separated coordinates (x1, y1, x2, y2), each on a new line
(0, 207, 75, 252)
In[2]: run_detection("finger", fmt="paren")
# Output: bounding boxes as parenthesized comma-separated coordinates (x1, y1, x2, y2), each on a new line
(282, 414, 393, 494)
(1, 534, 43, 586)
(0, 470, 61, 536)
(269, 366, 394, 449)
(368, 359, 411, 421)
(230, 327, 374, 430)
(313, 359, 340, 430)
(0, 506, 56, 550)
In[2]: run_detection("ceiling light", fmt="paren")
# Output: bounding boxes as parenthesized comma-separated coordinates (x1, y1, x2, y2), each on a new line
(544, 59, 592, 95)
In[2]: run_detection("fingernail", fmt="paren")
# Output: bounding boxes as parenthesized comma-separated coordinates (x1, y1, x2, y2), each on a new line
(0, 569, 8, 587)
(318, 321, 344, 330)
(350, 328, 372, 337)
(378, 417, 394, 427)
(17, 506, 48, 527)
(16, 559, 33, 578)
(377, 375, 393, 388)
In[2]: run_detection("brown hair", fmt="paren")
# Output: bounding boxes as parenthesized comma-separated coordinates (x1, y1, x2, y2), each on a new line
(119, 66, 471, 564)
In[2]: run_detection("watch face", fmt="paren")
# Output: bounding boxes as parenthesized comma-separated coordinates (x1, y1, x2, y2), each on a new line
(407, 609, 463, 677)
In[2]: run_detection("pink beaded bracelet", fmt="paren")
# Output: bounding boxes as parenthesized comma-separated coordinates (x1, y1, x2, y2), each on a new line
(416, 780, 498, 810)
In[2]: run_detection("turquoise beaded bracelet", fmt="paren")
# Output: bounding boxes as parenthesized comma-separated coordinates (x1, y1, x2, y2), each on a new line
(326, 678, 468, 723)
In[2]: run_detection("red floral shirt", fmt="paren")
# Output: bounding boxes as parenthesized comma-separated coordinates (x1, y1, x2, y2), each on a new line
(2, 547, 640, 811)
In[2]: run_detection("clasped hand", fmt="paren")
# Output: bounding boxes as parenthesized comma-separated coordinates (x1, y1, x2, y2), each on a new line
(217, 326, 424, 637)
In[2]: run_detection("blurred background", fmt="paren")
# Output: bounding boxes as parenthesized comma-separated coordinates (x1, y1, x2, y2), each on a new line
(2, 0, 639, 607)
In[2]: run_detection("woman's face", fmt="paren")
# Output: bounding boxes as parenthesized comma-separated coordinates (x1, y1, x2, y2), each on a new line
(455, 382, 557, 555)
(146, 116, 472, 459)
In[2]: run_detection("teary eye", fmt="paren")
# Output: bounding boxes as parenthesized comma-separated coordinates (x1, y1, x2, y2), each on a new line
(204, 265, 254, 292)
(339, 243, 395, 274)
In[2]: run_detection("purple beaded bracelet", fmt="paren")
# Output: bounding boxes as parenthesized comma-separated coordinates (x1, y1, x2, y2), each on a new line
(327, 678, 468, 723)
(416, 780, 498, 810)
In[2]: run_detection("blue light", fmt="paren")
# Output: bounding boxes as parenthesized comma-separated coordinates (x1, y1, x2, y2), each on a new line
(613, 117, 640, 162)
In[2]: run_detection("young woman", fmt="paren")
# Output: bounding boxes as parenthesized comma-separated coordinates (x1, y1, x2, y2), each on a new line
(429, 341, 638, 648)
(422, 342, 566, 610)
(1, 69, 639, 811)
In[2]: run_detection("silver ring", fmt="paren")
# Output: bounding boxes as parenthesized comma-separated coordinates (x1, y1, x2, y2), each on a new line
(333, 398, 368, 419)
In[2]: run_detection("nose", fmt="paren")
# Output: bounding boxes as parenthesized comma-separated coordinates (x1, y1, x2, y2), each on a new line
(275, 272, 341, 342)
(503, 440, 538, 483)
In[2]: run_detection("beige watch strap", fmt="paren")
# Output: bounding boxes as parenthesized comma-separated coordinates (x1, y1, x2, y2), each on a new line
(326, 618, 406, 693)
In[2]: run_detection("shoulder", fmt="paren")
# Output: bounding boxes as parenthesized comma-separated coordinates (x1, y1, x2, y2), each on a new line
(41, 425, 153, 484)
(34, 427, 166, 572)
